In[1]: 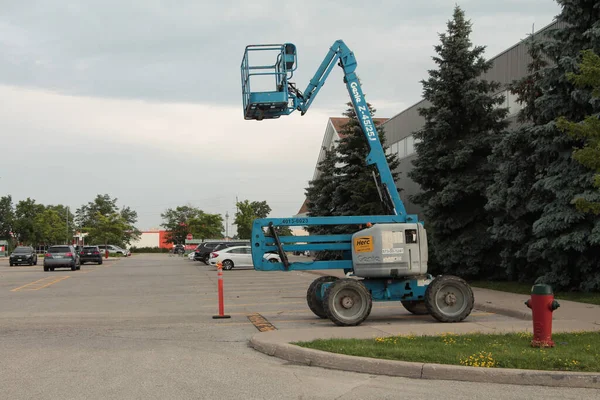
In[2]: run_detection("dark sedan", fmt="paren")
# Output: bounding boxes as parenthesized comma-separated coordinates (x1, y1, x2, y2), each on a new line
(79, 246, 103, 265)
(9, 246, 38, 266)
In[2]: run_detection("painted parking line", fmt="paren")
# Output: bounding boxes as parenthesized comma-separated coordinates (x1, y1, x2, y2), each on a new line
(11, 276, 70, 292)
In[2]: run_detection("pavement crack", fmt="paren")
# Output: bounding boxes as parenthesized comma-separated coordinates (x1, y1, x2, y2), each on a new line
(333, 374, 377, 399)
(292, 371, 302, 383)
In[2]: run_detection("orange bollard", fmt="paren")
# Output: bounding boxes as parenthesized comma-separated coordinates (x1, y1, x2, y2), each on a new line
(212, 262, 231, 319)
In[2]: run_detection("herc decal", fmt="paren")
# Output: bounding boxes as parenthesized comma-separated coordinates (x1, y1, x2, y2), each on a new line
(354, 236, 374, 253)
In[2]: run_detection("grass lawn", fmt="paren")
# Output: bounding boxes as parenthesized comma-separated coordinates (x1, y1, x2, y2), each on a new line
(295, 331, 600, 372)
(470, 281, 600, 306)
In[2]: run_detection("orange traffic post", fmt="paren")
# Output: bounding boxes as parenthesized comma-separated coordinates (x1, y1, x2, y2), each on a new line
(212, 262, 231, 319)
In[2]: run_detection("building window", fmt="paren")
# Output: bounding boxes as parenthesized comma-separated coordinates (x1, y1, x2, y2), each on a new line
(398, 139, 406, 158)
(406, 135, 414, 156)
(506, 90, 523, 116)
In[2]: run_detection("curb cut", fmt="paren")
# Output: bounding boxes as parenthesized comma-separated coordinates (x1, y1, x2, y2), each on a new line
(473, 301, 531, 320)
(250, 334, 600, 389)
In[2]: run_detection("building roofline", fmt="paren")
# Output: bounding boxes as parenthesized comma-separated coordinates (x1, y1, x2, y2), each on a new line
(383, 18, 559, 123)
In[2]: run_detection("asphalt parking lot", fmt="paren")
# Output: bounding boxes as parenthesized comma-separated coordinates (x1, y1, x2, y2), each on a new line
(2, 254, 591, 400)
(0, 253, 511, 333)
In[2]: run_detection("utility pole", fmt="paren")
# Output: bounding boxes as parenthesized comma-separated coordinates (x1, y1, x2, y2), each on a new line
(225, 211, 229, 239)
(66, 206, 69, 244)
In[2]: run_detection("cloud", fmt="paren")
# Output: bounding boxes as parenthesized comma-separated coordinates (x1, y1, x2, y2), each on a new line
(0, 0, 559, 112)
(0, 0, 562, 231)
(0, 84, 329, 228)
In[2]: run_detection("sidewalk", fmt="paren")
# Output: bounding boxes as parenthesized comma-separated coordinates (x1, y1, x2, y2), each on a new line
(250, 284, 600, 389)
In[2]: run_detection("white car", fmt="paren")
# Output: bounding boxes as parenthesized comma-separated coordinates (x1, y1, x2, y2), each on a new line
(96, 245, 131, 257)
(209, 245, 280, 270)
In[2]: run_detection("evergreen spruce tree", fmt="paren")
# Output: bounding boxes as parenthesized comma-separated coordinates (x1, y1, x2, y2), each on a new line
(305, 146, 339, 236)
(518, 0, 600, 291)
(304, 101, 399, 242)
(486, 38, 549, 282)
(333, 102, 400, 220)
(408, 6, 509, 278)
(557, 49, 600, 215)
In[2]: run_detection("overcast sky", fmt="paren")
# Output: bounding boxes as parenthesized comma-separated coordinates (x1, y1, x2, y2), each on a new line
(0, 0, 561, 233)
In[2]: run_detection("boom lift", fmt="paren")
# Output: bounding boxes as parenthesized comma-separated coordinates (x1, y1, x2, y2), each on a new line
(240, 41, 474, 326)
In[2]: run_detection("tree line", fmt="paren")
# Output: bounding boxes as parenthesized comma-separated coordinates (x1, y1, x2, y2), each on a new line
(0, 193, 290, 251)
(0, 194, 140, 249)
(160, 199, 291, 244)
(305, 2, 600, 292)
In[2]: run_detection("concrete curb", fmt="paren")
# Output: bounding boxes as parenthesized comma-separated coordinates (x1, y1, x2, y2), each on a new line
(250, 333, 600, 389)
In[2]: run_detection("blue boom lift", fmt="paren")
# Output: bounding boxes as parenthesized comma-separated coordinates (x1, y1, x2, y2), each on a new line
(240, 41, 474, 326)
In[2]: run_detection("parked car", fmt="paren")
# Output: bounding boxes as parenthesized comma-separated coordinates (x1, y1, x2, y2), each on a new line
(44, 245, 80, 271)
(192, 241, 243, 264)
(193, 242, 220, 263)
(115, 245, 131, 257)
(173, 244, 185, 255)
(96, 244, 130, 256)
(208, 245, 279, 270)
(79, 245, 103, 265)
(9, 246, 38, 266)
(196, 241, 250, 264)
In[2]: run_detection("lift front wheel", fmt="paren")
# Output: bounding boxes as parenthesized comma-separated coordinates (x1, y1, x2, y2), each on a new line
(323, 279, 372, 326)
(306, 276, 339, 319)
(425, 275, 474, 322)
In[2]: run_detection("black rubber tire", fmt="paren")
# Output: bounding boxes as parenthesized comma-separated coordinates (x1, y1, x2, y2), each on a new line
(29, 260, 33, 266)
(203, 255, 210, 265)
(71, 264, 77, 271)
(50, 268, 55, 271)
(34, 259, 37, 265)
(268, 258, 278, 263)
(401, 300, 429, 315)
(222, 260, 234, 270)
(98, 260, 103, 265)
(44, 266, 49, 272)
(425, 275, 474, 322)
(9, 262, 13, 267)
(306, 276, 339, 319)
(323, 278, 372, 326)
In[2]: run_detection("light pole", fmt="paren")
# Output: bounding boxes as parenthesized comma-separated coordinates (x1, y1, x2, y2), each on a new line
(225, 211, 229, 239)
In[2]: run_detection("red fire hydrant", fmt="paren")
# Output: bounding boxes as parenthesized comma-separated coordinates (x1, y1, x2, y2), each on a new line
(525, 284, 560, 348)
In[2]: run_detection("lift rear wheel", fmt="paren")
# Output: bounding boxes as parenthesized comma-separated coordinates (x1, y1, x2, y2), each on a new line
(306, 276, 339, 319)
(401, 300, 429, 315)
(323, 279, 372, 326)
(425, 275, 474, 322)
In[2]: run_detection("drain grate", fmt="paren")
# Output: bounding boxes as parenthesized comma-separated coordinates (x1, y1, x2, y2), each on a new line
(247, 313, 277, 332)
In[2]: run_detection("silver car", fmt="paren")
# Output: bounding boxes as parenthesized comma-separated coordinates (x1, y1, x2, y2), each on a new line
(44, 245, 81, 271)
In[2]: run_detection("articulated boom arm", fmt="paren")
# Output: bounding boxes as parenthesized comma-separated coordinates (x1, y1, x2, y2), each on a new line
(241, 40, 419, 272)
